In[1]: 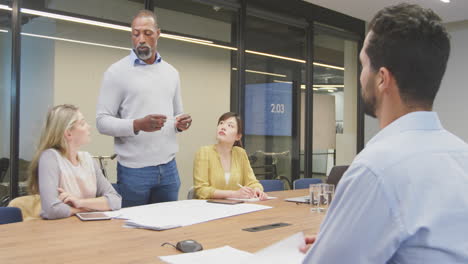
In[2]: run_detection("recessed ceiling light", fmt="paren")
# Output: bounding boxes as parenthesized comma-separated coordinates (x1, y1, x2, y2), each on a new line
(441, 0, 450, 3)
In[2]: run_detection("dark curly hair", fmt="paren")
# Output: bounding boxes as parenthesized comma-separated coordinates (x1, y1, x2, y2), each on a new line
(366, 3, 450, 108)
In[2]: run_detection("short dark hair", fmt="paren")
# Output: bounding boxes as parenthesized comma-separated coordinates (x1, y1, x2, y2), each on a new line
(218, 112, 243, 148)
(132, 10, 159, 29)
(366, 3, 450, 108)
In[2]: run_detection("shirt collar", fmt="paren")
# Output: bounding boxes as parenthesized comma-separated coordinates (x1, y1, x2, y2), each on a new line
(366, 111, 443, 147)
(130, 49, 162, 66)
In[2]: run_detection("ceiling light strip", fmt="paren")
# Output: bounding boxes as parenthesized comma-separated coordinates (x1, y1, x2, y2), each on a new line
(21, 32, 131, 51)
(314, 84, 344, 88)
(1, 6, 345, 71)
(0, 4, 12, 11)
(0, 29, 8, 33)
(161, 33, 213, 44)
(233, 68, 287, 78)
(22, 8, 131, 31)
(313, 62, 344, 71)
(246, 49, 306, 63)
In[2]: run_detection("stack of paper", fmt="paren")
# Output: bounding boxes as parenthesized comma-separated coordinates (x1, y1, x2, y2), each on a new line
(109, 200, 272, 231)
(159, 232, 306, 264)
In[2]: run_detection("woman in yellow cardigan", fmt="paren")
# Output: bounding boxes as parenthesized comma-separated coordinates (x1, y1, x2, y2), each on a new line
(193, 112, 267, 200)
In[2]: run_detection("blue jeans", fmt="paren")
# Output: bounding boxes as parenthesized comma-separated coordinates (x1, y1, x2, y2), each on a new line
(116, 159, 181, 208)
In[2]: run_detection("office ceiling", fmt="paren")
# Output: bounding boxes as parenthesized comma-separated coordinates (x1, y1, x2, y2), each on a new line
(304, 0, 468, 23)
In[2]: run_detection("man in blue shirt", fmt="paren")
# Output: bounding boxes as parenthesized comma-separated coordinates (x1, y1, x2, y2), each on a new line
(302, 3, 468, 263)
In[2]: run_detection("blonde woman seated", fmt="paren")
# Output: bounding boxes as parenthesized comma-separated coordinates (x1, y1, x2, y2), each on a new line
(28, 104, 121, 219)
(193, 112, 267, 200)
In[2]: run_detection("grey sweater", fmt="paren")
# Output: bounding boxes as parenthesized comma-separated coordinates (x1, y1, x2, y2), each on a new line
(38, 149, 121, 219)
(96, 51, 184, 168)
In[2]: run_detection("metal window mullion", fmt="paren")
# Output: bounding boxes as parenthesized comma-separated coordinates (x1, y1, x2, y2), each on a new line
(304, 23, 314, 178)
(9, 0, 22, 200)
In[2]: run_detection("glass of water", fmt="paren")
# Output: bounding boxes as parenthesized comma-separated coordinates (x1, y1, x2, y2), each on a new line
(309, 184, 334, 213)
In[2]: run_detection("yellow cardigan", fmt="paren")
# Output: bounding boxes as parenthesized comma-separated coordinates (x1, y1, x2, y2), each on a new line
(193, 145, 263, 199)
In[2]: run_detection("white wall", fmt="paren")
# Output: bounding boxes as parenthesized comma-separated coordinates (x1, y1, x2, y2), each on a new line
(434, 21, 468, 142)
(364, 21, 468, 145)
(19, 18, 56, 161)
(336, 40, 358, 165)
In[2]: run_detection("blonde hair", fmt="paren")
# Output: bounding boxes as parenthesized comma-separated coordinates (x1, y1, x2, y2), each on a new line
(28, 104, 81, 194)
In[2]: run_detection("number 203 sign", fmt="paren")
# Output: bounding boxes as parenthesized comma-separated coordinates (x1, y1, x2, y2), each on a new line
(244, 82, 292, 136)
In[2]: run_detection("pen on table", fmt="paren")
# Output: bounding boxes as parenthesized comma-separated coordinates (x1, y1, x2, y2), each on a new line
(237, 183, 258, 198)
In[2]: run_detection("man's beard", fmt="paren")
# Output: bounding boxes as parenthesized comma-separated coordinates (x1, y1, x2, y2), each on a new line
(362, 81, 377, 118)
(134, 43, 153, 61)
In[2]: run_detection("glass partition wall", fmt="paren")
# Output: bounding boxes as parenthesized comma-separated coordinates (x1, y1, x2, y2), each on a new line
(310, 24, 359, 180)
(3, 0, 364, 200)
(243, 13, 306, 189)
(0, 0, 12, 205)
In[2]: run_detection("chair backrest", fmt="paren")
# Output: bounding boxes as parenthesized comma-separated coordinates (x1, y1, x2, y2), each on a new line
(187, 187, 195, 199)
(0, 158, 9, 183)
(259, 179, 284, 192)
(293, 178, 323, 190)
(8, 195, 41, 221)
(326, 165, 349, 188)
(0, 207, 23, 224)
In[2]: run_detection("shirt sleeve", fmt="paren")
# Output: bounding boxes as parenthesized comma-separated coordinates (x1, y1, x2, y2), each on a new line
(302, 163, 405, 264)
(173, 71, 184, 133)
(193, 148, 216, 199)
(96, 69, 136, 137)
(239, 149, 263, 191)
(93, 160, 122, 211)
(38, 150, 72, 219)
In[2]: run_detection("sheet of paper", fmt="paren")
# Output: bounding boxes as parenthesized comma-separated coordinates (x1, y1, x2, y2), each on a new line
(115, 200, 271, 230)
(159, 246, 253, 264)
(227, 196, 277, 202)
(101, 210, 121, 218)
(159, 232, 306, 264)
(247, 232, 306, 264)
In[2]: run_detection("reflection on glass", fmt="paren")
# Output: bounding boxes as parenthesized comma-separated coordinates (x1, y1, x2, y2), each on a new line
(0, 0, 11, 205)
(244, 15, 306, 189)
(310, 24, 359, 180)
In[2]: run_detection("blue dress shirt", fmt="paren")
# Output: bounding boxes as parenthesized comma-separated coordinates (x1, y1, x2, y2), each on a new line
(130, 49, 162, 66)
(303, 111, 468, 264)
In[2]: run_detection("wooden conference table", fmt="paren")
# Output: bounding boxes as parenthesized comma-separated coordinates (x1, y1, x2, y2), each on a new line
(0, 189, 325, 264)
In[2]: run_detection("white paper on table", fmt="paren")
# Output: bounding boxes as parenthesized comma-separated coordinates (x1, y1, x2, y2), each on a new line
(102, 210, 121, 218)
(159, 232, 306, 264)
(113, 200, 271, 230)
(159, 246, 253, 264)
(247, 232, 306, 264)
(227, 196, 277, 202)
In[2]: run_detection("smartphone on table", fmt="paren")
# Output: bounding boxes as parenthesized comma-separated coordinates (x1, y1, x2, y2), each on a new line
(76, 212, 112, 221)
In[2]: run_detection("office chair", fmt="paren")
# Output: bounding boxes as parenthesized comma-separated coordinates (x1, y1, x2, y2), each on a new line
(326, 165, 349, 188)
(8, 195, 41, 221)
(187, 187, 195, 199)
(0, 158, 9, 183)
(259, 179, 284, 192)
(0, 207, 23, 224)
(293, 178, 323, 190)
